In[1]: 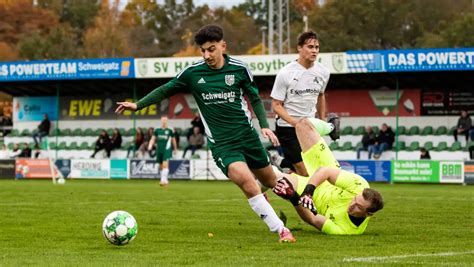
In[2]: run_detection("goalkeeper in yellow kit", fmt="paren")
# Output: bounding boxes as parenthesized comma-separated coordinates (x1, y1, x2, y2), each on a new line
(272, 118, 384, 235)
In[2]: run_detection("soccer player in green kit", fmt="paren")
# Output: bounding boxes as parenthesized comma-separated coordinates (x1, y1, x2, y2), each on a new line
(272, 118, 384, 235)
(148, 116, 177, 186)
(116, 25, 296, 242)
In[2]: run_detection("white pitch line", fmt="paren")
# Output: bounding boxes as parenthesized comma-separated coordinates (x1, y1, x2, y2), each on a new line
(391, 196, 473, 202)
(0, 198, 245, 206)
(343, 250, 474, 263)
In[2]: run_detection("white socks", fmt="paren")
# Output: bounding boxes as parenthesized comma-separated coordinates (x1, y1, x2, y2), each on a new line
(160, 168, 169, 184)
(308, 118, 334, 136)
(248, 194, 284, 233)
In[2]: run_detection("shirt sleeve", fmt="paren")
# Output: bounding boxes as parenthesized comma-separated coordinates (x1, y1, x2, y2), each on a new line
(320, 70, 330, 94)
(241, 68, 269, 129)
(270, 71, 287, 101)
(334, 170, 370, 194)
(136, 72, 189, 110)
(321, 219, 345, 235)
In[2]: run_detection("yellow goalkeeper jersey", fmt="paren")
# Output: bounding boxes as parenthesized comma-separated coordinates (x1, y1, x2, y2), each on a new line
(295, 170, 370, 235)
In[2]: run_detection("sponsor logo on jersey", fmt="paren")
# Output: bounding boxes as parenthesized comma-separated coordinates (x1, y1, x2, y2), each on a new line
(198, 77, 206, 84)
(289, 88, 320, 95)
(224, 74, 235, 86)
(201, 91, 236, 103)
(313, 76, 324, 85)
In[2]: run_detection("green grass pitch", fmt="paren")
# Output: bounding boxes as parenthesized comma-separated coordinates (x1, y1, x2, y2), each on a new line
(0, 179, 473, 266)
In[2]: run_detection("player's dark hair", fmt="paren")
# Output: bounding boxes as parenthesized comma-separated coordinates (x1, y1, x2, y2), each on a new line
(194, 25, 224, 46)
(297, 31, 318, 47)
(362, 188, 384, 214)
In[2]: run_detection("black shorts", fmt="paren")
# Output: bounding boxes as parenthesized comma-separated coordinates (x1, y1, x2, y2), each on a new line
(275, 125, 302, 164)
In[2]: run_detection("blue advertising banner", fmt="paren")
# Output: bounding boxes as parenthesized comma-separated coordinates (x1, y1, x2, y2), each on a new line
(13, 97, 58, 121)
(55, 159, 71, 178)
(0, 58, 134, 81)
(129, 159, 190, 179)
(347, 48, 474, 73)
(339, 160, 391, 182)
(384, 48, 474, 72)
(129, 159, 159, 179)
(169, 160, 191, 179)
(110, 159, 128, 179)
(346, 51, 385, 73)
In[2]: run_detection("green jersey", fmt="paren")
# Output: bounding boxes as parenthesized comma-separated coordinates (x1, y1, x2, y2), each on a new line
(154, 127, 174, 151)
(136, 55, 269, 148)
(296, 170, 370, 235)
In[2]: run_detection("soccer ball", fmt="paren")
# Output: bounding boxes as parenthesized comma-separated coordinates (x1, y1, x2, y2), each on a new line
(57, 178, 65, 185)
(102, 211, 138, 245)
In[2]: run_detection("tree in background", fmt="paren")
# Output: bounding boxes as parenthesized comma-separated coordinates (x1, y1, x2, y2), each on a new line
(0, 0, 58, 60)
(19, 24, 79, 60)
(82, 0, 130, 58)
(120, 0, 161, 57)
(307, 0, 473, 51)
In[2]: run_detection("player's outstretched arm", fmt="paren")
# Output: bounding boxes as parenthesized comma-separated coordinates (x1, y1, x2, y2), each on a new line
(299, 167, 340, 213)
(295, 206, 326, 230)
(308, 166, 341, 188)
(115, 102, 137, 114)
(116, 82, 184, 115)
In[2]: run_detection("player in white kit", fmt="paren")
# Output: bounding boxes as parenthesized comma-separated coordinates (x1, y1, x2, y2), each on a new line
(271, 31, 339, 176)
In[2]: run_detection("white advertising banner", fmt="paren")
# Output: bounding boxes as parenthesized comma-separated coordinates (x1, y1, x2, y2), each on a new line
(439, 161, 464, 184)
(134, 53, 347, 79)
(70, 159, 110, 179)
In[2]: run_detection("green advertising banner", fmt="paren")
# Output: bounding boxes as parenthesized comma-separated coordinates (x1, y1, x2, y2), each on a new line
(392, 160, 440, 183)
(110, 160, 128, 179)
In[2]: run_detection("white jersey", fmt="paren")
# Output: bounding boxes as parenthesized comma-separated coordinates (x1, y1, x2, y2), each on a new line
(271, 61, 330, 127)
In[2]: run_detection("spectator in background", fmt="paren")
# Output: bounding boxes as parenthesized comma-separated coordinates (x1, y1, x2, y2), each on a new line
(453, 110, 471, 142)
(32, 113, 50, 146)
(33, 144, 41, 159)
(0, 144, 8, 159)
(0, 114, 12, 136)
(470, 128, 474, 143)
(182, 126, 204, 158)
(173, 127, 181, 149)
(356, 126, 377, 159)
(373, 123, 395, 159)
(187, 112, 205, 140)
(469, 144, 474, 160)
(19, 143, 31, 158)
(91, 130, 110, 158)
(420, 148, 431, 159)
(127, 127, 144, 158)
(137, 127, 154, 158)
(107, 128, 122, 157)
(9, 143, 21, 158)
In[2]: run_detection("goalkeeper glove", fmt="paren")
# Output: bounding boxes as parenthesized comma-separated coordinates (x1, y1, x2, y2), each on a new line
(272, 177, 300, 206)
(299, 184, 317, 215)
